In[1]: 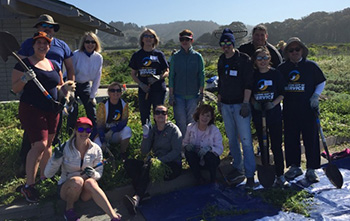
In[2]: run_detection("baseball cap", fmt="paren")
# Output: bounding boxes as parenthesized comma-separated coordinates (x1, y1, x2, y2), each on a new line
(76, 117, 93, 127)
(33, 31, 52, 43)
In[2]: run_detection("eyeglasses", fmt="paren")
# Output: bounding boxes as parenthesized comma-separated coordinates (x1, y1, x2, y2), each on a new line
(143, 34, 155, 39)
(179, 37, 191, 42)
(256, 56, 270, 61)
(77, 127, 92, 133)
(41, 23, 54, 29)
(84, 40, 96, 44)
(220, 41, 233, 47)
(288, 47, 301, 53)
(154, 110, 167, 115)
(108, 88, 122, 93)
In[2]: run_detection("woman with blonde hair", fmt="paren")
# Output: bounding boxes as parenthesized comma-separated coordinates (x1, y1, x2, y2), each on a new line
(45, 117, 121, 221)
(129, 28, 169, 126)
(67, 31, 103, 137)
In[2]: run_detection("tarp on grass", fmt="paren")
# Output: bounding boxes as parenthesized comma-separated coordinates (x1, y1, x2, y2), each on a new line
(139, 158, 350, 220)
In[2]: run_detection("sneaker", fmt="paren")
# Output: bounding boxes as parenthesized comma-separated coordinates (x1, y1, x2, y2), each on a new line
(21, 185, 39, 203)
(227, 168, 245, 185)
(123, 195, 138, 215)
(285, 166, 303, 180)
(64, 208, 80, 221)
(305, 169, 320, 183)
(273, 175, 291, 188)
(245, 177, 255, 190)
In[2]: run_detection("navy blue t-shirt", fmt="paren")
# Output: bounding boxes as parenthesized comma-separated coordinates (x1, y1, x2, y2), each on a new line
(252, 68, 286, 124)
(15, 58, 61, 112)
(129, 49, 168, 92)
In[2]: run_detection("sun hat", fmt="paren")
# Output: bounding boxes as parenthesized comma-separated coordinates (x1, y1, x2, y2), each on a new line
(33, 31, 52, 43)
(219, 28, 235, 47)
(283, 37, 309, 59)
(76, 117, 93, 127)
(33, 14, 60, 32)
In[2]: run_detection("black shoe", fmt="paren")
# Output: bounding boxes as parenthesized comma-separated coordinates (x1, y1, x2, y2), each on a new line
(227, 168, 245, 185)
(123, 195, 138, 215)
(21, 185, 39, 203)
(245, 177, 256, 190)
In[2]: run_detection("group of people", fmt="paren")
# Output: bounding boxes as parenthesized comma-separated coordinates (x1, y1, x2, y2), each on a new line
(11, 13, 326, 221)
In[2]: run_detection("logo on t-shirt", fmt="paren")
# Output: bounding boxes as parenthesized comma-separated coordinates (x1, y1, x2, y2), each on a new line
(285, 70, 305, 92)
(113, 110, 121, 121)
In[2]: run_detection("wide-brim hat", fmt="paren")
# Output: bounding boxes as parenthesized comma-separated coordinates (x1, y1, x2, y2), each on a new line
(33, 14, 60, 32)
(283, 37, 309, 59)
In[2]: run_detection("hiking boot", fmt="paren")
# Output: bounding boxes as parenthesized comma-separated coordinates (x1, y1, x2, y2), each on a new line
(273, 175, 291, 188)
(245, 177, 256, 190)
(285, 166, 303, 180)
(21, 185, 39, 203)
(64, 208, 80, 221)
(305, 169, 320, 183)
(227, 168, 245, 185)
(123, 195, 139, 215)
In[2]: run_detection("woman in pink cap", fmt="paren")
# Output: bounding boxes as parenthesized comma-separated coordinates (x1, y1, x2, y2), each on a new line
(44, 117, 121, 221)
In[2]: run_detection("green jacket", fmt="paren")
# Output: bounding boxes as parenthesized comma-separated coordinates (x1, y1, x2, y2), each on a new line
(169, 47, 205, 97)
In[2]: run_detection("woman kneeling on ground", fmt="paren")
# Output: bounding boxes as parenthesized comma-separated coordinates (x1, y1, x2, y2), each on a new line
(183, 104, 224, 185)
(44, 117, 121, 221)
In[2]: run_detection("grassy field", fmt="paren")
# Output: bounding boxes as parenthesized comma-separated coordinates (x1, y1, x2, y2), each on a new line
(1, 44, 350, 216)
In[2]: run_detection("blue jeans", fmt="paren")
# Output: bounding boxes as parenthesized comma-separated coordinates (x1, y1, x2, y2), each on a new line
(221, 103, 256, 178)
(173, 96, 198, 136)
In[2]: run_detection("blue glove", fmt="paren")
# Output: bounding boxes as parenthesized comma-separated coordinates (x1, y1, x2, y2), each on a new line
(198, 146, 211, 158)
(184, 144, 195, 152)
(310, 93, 320, 110)
(83, 166, 96, 178)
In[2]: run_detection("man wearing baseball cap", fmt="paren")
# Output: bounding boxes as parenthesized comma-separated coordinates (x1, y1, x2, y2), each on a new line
(217, 28, 256, 189)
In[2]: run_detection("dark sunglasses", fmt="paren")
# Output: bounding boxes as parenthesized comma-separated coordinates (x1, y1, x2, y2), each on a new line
(108, 88, 122, 93)
(143, 34, 155, 39)
(84, 40, 96, 44)
(288, 47, 301, 53)
(179, 37, 191, 42)
(41, 23, 54, 29)
(220, 41, 233, 47)
(77, 127, 92, 133)
(256, 56, 270, 61)
(154, 110, 167, 115)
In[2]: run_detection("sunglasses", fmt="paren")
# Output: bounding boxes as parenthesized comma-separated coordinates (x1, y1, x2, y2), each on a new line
(108, 88, 122, 93)
(41, 23, 54, 29)
(84, 40, 96, 44)
(77, 127, 92, 133)
(288, 47, 301, 53)
(154, 110, 167, 116)
(179, 37, 191, 42)
(256, 56, 270, 61)
(220, 41, 233, 47)
(143, 34, 155, 39)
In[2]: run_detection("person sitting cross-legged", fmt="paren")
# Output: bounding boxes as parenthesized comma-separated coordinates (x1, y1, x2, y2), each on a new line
(183, 104, 224, 185)
(94, 82, 131, 160)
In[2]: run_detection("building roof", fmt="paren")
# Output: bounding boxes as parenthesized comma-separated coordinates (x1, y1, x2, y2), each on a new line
(2, 0, 123, 36)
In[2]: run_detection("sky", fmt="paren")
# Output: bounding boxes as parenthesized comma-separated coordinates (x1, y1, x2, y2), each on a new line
(62, 0, 350, 26)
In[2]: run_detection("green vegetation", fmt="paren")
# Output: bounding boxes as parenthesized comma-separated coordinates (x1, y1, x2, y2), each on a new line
(1, 44, 350, 219)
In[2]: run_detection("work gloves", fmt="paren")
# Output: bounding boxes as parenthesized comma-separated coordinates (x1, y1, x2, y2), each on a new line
(21, 69, 36, 83)
(83, 166, 96, 178)
(184, 144, 195, 152)
(240, 102, 250, 118)
(310, 93, 320, 111)
(198, 146, 211, 158)
(139, 81, 150, 93)
(142, 119, 152, 138)
(53, 145, 64, 160)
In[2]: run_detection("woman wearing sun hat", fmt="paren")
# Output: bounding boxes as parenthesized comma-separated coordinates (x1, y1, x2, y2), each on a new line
(45, 117, 121, 221)
(278, 37, 326, 184)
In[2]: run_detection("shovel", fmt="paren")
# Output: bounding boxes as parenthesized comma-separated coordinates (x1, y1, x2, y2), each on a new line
(257, 106, 275, 188)
(0, 31, 63, 111)
(315, 110, 343, 188)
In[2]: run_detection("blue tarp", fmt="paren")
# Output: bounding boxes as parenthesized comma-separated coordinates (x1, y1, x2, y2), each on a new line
(139, 158, 350, 220)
